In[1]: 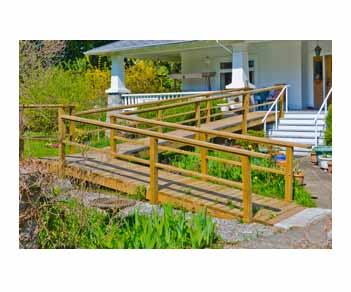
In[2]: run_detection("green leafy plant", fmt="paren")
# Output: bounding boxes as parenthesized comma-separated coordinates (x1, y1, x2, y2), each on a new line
(167, 150, 315, 207)
(324, 105, 332, 146)
(38, 200, 218, 249)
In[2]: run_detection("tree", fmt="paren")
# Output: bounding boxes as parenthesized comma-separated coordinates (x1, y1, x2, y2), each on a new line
(125, 59, 181, 93)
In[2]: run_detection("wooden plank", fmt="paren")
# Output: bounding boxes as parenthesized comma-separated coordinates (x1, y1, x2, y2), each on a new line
(242, 93, 250, 134)
(241, 156, 252, 223)
(285, 146, 293, 202)
(109, 116, 117, 157)
(149, 137, 159, 203)
(58, 107, 66, 178)
(69, 106, 76, 154)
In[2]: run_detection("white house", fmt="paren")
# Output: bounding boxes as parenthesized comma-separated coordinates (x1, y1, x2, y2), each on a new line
(85, 40, 332, 111)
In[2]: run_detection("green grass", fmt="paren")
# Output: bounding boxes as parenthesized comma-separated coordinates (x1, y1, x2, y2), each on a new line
(38, 199, 218, 249)
(165, 150, 316, 207)
(23, 132, 111, 159)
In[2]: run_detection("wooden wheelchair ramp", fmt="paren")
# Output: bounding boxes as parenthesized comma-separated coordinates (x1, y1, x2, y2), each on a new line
(40, 152, 304, 226)
(119, 111, 275, 155)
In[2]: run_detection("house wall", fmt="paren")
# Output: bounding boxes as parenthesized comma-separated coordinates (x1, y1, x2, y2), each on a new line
(301, 40, 332, 108)
(181, 41, 305, 110)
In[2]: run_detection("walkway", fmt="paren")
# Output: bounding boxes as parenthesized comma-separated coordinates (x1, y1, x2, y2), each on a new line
(39, 150, 305, 226)
(299, 157, 332, 209)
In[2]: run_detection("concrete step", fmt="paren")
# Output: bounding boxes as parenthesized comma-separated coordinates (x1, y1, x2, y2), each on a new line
(275, 124, 325, 132)
(279, 119, 325, 126)
(284, 113, 326, 120)
(269, 130, 324, 138)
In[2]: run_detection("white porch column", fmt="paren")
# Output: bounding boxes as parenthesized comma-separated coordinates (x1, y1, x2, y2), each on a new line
(106, 55, 130, 122)
(226, 43, 255, 89)
(225, 43, 255, 107)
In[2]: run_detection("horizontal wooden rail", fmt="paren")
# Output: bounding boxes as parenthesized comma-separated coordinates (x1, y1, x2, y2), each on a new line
(19, 104, 75, 109)
(112, 134, 284, 175)
(64, 140, 151, 166)
(74, 85, 285, 116)
(61, 115, 270, 159)
(155, 163, 243, 189)
(110, 113, 311, 149)
(249, 101, 275, 109)
(74, 88, 249, 116)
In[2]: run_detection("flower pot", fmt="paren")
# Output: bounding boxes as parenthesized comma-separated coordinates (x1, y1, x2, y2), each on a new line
(274, 153, 286, 168)
(328, 160, 332, 174)
(294, 172, 305, 186)
(310, 152, 318, 164)
(319, 157, 332, 171)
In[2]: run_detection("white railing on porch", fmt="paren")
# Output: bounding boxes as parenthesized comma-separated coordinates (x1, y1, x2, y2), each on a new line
(121, 91, 209, 105)
(314, 87, 332, 146)
(262, 85, 289, 133)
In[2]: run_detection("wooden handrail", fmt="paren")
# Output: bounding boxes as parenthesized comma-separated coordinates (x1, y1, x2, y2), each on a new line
(74, 88, 245, 116)
(110, 113, 311, 149)
(19, 104, 75, 109)
(61, 114, 269, 159)
(74, 85, 285, 116)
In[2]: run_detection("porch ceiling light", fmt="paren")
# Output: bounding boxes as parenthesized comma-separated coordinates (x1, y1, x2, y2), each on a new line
(315, 42, 322, 56)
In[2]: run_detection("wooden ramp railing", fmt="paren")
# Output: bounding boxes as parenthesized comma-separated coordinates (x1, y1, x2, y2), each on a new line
(58, 110, 310, 223)
(74, 85, 286, 135)
(19, 104, 75, 160)
(19, 85, 305, 224)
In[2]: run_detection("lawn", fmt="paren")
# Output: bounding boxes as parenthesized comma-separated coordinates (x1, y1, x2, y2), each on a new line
(23, 132, 110, 159)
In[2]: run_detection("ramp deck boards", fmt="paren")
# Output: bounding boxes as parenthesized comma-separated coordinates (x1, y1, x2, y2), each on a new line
(40, 149, 304, 225)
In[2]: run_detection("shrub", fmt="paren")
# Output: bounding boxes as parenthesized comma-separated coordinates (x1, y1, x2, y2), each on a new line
(20, 58, 110, 133)
(325, 105, 332, 146)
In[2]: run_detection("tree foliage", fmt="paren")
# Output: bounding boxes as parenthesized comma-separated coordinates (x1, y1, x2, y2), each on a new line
(126, 59, 181, 93)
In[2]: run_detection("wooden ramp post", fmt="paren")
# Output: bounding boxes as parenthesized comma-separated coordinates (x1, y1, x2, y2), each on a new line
(149, 137, 159, 203)
(206, 97, 211, 123)
(157, 109, 163, 133)
(279, 87, 285, 119)
(58, 106, 66, 178)
(284, 146, 293, 202)
(199, 133, 208, 180)
(242, 92, 250, 134)
(69, 106, 76, 154)
(241, 155, 252, 223)
(110, 115, 117, 157)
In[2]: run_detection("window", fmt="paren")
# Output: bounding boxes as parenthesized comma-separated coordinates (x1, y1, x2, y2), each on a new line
(219, 59, 256, 89)
(220, 62, 232, 70)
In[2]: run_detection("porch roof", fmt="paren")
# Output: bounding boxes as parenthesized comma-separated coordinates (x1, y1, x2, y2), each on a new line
(85, 40, 196, 56)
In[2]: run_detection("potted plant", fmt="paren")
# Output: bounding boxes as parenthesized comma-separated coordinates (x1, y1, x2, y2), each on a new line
(293, 160, 305, 186)
(319, 154, 332, 171)
(310, 150, 318, 165)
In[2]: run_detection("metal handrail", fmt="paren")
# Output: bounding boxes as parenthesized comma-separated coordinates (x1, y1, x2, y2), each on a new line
(262, 85, 289, 132)
(314, 87, 332, 146)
